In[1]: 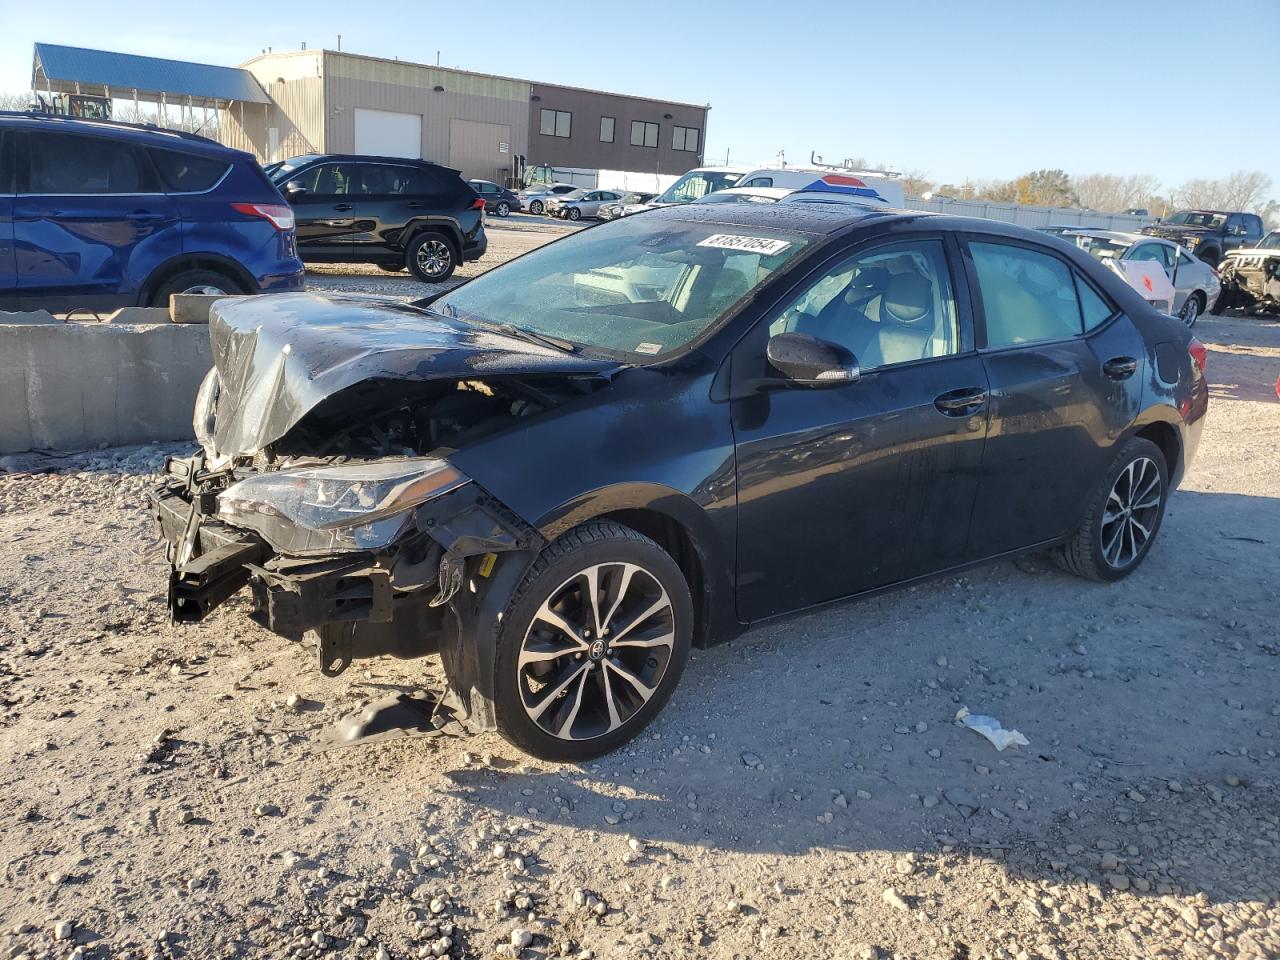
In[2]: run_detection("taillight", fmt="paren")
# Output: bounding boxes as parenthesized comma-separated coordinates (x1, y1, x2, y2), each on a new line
(471, 197, 486, 210)
(1188, 337, 1207, 374)
(231, 202, 295, 231)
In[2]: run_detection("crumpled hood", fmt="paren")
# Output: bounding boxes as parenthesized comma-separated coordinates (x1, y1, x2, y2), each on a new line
(208, 292, 618, 458)
(1144, 223, 1214, 237)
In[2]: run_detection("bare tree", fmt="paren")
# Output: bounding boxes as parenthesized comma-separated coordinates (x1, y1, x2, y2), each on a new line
(1169, 171, 1273, 213)
(1074, 173, 1164, 212)
(0, 91, 34, 111)
(899, 169, 934, 199)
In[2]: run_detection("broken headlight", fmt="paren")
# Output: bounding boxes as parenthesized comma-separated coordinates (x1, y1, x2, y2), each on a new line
(217, 458, 468, 554)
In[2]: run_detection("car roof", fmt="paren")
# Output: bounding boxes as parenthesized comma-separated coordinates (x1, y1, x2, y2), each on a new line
(1063, 229, 1147, 243)
(286, 152, 458, 171)
(0, 111, 241, 157)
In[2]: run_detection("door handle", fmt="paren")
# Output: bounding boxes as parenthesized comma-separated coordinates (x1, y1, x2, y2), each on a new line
(1103, 356, 1138, 380)
(126, 211, 166, 222)
(333, 203, 353, 212)
(407, 201, 426, 208)
(934, 387, 988, 416)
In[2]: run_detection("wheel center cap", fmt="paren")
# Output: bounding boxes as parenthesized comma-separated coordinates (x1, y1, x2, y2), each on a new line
(588, 639, 606, 661)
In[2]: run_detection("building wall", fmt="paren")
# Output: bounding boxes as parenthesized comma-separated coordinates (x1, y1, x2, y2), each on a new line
(526, 82, 707, 178)
(321, 52, 529, 182)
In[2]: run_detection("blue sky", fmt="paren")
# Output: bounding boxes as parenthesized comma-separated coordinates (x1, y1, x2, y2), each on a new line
(4, 0, 1276, 196)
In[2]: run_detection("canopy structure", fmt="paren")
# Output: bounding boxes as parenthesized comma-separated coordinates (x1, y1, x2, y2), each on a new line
(32, 42, 270, 107)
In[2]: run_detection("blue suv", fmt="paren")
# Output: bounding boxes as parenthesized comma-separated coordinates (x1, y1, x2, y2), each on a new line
(0, 113, 304, 312)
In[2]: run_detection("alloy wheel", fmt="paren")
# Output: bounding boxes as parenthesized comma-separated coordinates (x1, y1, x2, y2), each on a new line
(497, 201, 510, 218)
(1100, 457, 1162, 569)
(1180, 296, 1200, 327)
(181, 283, 228, 295)
(517, 562, 676, 741)
(530, 200, 543, 214)
(415, 239, 453, 279)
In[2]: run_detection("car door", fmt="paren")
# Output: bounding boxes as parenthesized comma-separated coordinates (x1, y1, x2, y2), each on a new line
(13, 129, 178, 311)
(962, 236, 1143, 559)
(1128, 241, 1185, 311)
(730, 235, 990, 621)
(0, 130, 15, 308)
(352, 163, 456, 258)
(284, 162, 358, 258)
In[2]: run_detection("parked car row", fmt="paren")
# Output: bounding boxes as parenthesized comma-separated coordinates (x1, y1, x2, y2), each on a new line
(0, 113, 492, 312)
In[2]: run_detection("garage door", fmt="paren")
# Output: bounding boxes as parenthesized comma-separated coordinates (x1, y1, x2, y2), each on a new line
(354, 108, 422, 159)
(449, 119, 511, 182)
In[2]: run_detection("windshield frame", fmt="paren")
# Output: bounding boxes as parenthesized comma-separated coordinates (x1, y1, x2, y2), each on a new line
(431, 213, 817, 364)
(1166, 210, 1227, 229)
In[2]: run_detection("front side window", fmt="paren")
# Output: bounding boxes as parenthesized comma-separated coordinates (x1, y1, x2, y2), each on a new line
(768, 239, 961, 369)
(149, 149, 230, 192)
(741, 176, 774, 188)
(970, 241, 1084, 347)
(630, 121, 659, 148)
(435, 215, 809, 358)
(599, 116, 615, 143)
(672, 126, 700, 152)
(540, 109, 571, 138)
(28, 133, 147, 194)
(295, 163, 357, 196)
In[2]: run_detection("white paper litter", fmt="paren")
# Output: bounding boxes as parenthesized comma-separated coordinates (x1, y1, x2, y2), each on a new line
(955, 706, 1030, 752)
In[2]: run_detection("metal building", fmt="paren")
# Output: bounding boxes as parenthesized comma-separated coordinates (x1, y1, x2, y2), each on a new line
(30, 43, 709, 186)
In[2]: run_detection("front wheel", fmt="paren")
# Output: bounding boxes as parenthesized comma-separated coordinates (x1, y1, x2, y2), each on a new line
(1054, 437, 1169, 583)
(493, 522, 693, 762)
(406, 232, 456, 283)
(529, 200, 544, 215)
(495, 201, 511, 218)
(567, 207, 582, 221)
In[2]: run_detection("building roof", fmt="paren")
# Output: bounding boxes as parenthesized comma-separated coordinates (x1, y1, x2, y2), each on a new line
(33, 43, 270, 104)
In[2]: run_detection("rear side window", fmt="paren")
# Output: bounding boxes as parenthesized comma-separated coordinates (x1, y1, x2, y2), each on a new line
(1076, 276, 1116, 331)
(970, 241, 1083, 347)
(150, 149, 230, 192)
(0, 131, 13, 193)
(28, 133, 150, 194)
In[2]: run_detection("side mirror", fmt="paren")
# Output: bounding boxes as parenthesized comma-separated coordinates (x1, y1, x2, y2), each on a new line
(766, 332, 859, 386)
(284, 180, 308, 198)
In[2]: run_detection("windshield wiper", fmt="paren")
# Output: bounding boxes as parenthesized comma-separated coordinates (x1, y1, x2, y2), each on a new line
(489, 322, 579, 354)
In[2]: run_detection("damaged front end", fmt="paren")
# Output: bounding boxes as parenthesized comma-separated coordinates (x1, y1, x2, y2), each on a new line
(151, 293, 618, 733)
(1217, 250, 1280, 316)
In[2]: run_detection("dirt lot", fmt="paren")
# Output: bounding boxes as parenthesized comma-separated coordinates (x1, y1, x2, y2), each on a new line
(1, 226, 1278, 960)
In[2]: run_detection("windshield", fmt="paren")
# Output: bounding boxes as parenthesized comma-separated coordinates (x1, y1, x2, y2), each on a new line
(268, 155, 322, 182)
(655, 171, 743, 205)
(435, 215, 809, 358)
(1259, 231, 1280, 250)
(699, 192, 779, 205)
(1166, 210, 1227, 229)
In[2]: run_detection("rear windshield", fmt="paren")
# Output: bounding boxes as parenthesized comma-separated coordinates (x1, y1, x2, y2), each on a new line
(435, 215, 809, 359)
(150, 149, 230, 192)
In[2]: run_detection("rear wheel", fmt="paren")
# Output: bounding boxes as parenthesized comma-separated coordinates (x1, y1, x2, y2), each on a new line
(406, 232, 457, 283)
(1197, 247, 1220, 268)
(495, 201, 511, 218)
(568, 207, 582, 221)
(493, 522, 693, 762)
(1054, 437, 1168, 582)
(149, 269, 245, 306)
(1179, 292, 1204, 327)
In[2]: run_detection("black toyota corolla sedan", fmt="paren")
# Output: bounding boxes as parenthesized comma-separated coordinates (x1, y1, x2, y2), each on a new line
(152, 204, 1208, 761)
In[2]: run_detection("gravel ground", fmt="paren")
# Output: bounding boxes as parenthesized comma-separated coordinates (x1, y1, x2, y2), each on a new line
(1, 272, 1278, 958)
(302, 218, 580, 300)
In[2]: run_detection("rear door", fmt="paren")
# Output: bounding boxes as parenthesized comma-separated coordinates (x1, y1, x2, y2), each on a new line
(350, 162, 455, 259)
(13, 129, 178, 310)
(962, 236, 1143, 559)
(0, 130, 15, 308)
(287, 162, 358, 258)
(731, 234, 990, 620)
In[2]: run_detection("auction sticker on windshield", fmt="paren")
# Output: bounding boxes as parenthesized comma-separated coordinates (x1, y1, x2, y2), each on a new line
(697, 234, 792, 255)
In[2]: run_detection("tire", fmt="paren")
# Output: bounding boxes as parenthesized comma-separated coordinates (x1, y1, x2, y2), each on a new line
(495, 201, 511, 218)
(149, 269, 244, 307)
(529, 200, 544, 215)
(493, 521, 693, 762)
(1179, 291, 1204, 328)
(567, 207, 582, 221)
(1054, 437, 1169, 583)
(406, 232, 457, 283)
(377, 263, 404, 273)
(1198, 248, 1220, 269)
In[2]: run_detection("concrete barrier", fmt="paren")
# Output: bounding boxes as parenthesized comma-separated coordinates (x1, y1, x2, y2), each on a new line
(0, 319, 211, 454)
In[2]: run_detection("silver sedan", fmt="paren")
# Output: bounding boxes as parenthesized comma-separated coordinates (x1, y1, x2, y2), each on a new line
(1061, 230, 1221, 327)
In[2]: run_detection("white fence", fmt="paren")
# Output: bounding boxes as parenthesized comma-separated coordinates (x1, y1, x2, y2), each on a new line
(905, 197, 1152, 231)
